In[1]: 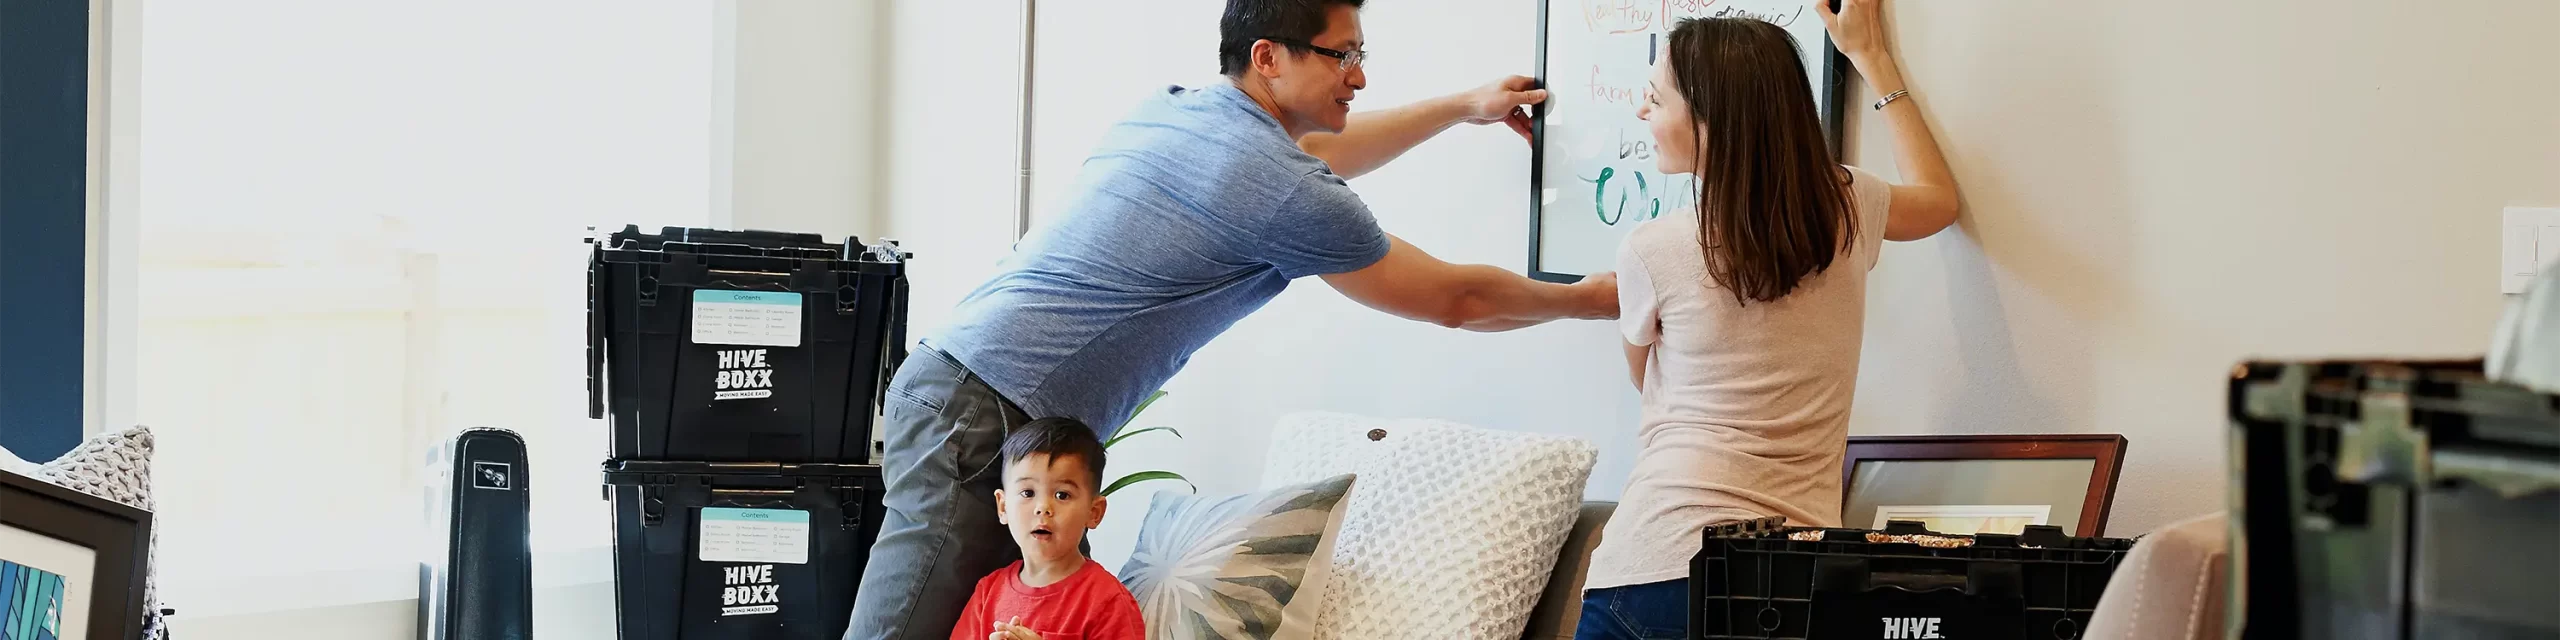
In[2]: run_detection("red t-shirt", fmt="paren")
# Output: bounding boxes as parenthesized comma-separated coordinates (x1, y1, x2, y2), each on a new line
(947, 559, 1145, 640)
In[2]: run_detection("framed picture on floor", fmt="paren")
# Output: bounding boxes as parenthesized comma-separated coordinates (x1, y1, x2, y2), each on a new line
(1841, 434, 2128, 536)
(0, 470, 150, 640)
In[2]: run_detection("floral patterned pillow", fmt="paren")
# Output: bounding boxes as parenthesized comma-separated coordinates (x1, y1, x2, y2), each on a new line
(1118, 474, 1354, 640)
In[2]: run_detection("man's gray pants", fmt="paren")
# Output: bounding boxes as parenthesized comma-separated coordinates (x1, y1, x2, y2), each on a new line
(843, 346, 1029, 640)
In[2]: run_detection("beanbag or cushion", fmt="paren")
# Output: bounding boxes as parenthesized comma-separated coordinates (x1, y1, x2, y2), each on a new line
(27, 425, 170, 639)
(1119, 474, 1355, 640)
(2086, 511, 2228, 640)
(1261, 412, 1597, 640)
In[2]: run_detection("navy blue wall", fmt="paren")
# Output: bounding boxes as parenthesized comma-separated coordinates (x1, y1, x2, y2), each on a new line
(0, 0, 92, 461)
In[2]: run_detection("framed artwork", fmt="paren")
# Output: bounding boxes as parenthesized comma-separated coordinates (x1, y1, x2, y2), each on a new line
(0, 470, 150, 640)
(1529, 0, 1849, 282)
(1841, 435, 2128, 536)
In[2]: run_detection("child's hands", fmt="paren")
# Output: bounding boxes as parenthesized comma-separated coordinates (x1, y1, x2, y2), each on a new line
(987, 616, 1043, 640)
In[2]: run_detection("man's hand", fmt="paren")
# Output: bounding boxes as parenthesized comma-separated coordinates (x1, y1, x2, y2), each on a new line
(1458, 75, 1549, 143)
(1299, 74, 1552, 177)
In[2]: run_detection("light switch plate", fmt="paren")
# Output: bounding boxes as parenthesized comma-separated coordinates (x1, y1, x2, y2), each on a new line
(2505, 207, 2560, 294)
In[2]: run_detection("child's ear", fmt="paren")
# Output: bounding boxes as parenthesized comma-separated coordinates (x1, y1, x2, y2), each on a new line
(1090, 494, 1108, 529)
(992, 489, 1009, 524)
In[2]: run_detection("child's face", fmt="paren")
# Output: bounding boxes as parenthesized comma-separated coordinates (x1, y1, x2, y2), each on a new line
(994, 452, 1108, 562)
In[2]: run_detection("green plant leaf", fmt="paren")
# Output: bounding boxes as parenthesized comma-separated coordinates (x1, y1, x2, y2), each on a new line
(1120, 390, 1169, 432)
(1102, 426, 1183, 450)
(1102, 471, 1193, 497)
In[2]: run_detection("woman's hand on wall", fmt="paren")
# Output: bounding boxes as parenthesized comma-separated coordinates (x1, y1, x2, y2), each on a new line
(1813, 0, 1889, 62)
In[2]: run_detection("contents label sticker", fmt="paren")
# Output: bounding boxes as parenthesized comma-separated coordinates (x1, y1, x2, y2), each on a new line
(691, 290, 803, 347)
(699, 507, 810, 564)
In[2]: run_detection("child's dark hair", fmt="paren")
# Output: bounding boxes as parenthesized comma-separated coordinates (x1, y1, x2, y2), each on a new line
(1001, 417, 1107, 489)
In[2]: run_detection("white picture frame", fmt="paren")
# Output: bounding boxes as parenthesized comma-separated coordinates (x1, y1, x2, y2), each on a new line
(1528, 0, 1848, 281)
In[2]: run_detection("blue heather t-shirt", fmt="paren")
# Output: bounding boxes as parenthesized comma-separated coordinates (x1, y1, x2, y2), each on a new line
(926, 83, 1391, 434)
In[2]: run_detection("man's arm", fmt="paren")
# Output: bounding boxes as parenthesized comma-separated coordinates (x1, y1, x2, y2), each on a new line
(1299, 76, 1547, 179)
(1321, 235, 1616, 332)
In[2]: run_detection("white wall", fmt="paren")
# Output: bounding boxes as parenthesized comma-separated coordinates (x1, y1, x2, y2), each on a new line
(876, 0, 1032, 342)
(1837, 0, 2560, 535)
(116, 3, 890, 638)
(130, 2, 728, 637)
(880, 0, 2560, 580)
(721, 0, 889, 239)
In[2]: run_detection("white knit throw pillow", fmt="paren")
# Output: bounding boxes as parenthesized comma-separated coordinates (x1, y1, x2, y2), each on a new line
(1261, 412, 1596, 640)
(31, 426, 169, 640)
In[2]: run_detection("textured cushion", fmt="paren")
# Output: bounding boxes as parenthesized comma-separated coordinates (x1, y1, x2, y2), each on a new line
(29, 426, 169, 640)
(2086, 512, 2229, 640)
(1261, 412, 1598, 640)
(1119, 473, 1356, 640)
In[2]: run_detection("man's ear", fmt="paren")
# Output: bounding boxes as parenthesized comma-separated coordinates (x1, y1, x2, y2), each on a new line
(993, 489, 1009, 525)
(1251, 39, 1285, 78)
(1090, 494, 1109, 529)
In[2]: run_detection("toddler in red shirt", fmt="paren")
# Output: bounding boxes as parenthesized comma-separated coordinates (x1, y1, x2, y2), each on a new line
(950, 417, 1145, 640)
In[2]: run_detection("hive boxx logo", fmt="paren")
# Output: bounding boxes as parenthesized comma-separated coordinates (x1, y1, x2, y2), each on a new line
(1881, 617, 1944, 639)
(714, 348, 775, 400)
(719, 564, 780, 616)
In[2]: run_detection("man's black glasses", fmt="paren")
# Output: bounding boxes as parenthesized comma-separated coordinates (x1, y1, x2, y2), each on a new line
(1264, 37, 1367, 71)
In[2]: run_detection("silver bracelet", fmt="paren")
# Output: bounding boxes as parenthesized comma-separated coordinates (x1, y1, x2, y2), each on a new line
(1872, 89, 1910, 110)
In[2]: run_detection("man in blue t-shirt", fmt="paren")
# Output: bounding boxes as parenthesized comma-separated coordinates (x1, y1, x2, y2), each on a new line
(845, 1, 1618, 637)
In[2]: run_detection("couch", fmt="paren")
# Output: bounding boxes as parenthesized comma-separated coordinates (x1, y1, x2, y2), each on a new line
(1522, 502, 1616, 640)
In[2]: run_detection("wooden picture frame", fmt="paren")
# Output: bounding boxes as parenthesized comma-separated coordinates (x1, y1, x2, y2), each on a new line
(0, 469, 151, 640)
(1842, 434, 2128, 537)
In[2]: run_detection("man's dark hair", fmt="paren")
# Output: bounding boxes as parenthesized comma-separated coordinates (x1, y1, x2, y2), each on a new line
(1001, 417, 1108, 489)
(1218, 0, 1365, 77)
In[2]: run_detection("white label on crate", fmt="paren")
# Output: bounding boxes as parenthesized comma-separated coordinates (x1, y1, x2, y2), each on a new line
(699, 508, 810, 565)
(717, 563, 782, 617)
(691, 290, 803, 347)
(712, 348, 777, 401)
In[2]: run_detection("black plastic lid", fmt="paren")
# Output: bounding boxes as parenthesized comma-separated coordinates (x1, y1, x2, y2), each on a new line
(602, 459, 880, 478)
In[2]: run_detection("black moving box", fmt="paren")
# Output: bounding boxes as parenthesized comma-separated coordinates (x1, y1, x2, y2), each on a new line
(1690, 517, 2134, 640)
(588, 225, 910, 463)
(603, 460, 885, 640)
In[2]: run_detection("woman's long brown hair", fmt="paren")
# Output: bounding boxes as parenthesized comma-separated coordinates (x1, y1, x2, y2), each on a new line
(1665, 17, 1853, 305)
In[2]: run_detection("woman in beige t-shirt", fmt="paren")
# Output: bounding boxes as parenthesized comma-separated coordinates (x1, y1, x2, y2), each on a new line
(1574, 1, 1963, 638)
